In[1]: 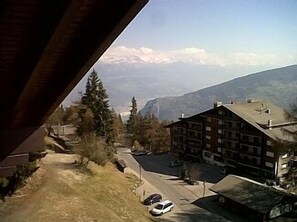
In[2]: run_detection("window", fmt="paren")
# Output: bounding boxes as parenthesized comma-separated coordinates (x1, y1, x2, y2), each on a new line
(206, 126, 211, 131)
(206, 135, 211, 140)
(217, 147, 222, 152)
(281, 163, 288, 169)
(248, 136, 253, 143)
(218, 138, 222, 143)
(265, 161, 274, 168)
(242, 135, 248, 141)
(218, 120, 222, 125)
(267, 140, 272, 146)
(254, 137, 259, 144)
(207, 117, 211, 123)
(218, 110, 223, 115)
(218, 129, 222, 134)
(206, 143, 211, 148)
(266, 151, 274, 158)
(241, 145, 248, 152)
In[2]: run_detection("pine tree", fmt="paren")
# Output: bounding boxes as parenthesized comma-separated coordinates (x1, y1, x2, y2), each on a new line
(81, 69, 113, 139)
(111, 109, 125, 141)
(126, 97, 139, 143)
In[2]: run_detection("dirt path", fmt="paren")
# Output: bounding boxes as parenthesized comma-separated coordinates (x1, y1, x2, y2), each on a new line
(0, 151, 153, 222)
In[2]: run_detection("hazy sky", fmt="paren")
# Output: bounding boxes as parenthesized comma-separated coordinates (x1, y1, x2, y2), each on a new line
(65, 0, 297, 109)
(100, 0, 297, 67)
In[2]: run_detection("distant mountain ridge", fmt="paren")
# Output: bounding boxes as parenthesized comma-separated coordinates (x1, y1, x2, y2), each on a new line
(140, 65, 297, 121)
(64, 62, 271, 114)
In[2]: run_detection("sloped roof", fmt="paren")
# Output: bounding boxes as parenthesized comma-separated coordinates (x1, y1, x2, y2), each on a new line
(210, 175, 297, 214)
(223, 101, 296, 141)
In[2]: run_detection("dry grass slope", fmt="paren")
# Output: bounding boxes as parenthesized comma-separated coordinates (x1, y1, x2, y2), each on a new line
(0, 152, 155, 222)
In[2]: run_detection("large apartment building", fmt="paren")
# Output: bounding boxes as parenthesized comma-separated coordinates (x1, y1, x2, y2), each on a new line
(167, 100, 297, 182)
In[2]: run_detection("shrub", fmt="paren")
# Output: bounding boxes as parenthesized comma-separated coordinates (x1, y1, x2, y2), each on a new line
(0, 161, 39, 199)
(75, 133, 115, 167)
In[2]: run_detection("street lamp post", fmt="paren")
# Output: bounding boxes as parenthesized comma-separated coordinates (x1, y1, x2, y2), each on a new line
(139, 164, 142, 182)
(203, 181, 206, 197)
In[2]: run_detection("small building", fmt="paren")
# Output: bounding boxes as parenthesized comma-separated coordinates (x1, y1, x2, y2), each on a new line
(210, 175, 297, 221)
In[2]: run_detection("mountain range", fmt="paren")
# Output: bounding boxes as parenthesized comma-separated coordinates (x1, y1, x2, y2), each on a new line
(64, 62, 275, 115)
(140, 65, 297, 121)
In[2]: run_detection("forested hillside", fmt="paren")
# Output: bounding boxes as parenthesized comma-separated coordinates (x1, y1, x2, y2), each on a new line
(140, 65, 297, 120)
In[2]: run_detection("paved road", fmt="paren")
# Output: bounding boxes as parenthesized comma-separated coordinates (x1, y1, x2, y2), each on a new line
(116, 148, 245, 222)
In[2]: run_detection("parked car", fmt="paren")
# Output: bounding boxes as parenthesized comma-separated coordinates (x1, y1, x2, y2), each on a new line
(132, 150, 151, 156)
(150, 200, 174, 216)
(143, 193, 162, 205)
(169, 160, 183, 167)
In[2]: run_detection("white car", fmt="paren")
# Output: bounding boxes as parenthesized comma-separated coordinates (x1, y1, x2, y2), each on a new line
(150, 200, 174, 216)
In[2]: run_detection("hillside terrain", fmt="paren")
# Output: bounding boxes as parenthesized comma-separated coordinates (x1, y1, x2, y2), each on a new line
(64, 62, 266, 113)
(140, 65, 297, 120)
(0, 151, 154, 222)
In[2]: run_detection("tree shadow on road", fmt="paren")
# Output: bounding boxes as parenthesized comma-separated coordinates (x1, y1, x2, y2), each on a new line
(133, 154, 180, 177)
(133, 153, 225, 184)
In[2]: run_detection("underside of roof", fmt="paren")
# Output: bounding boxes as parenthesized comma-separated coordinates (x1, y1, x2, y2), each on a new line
(0, 0, 148, 175)
(0, 0, 148, 130)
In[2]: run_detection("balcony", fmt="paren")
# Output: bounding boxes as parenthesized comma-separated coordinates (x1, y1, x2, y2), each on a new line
(187, 140, 202, 145)
(187, 132, 202, 140)
(240, 148, 261, 157)
(222, 143, 240, 151)
(223, 125, 239, 131)
(238, 154, 260, 166)
(223, 134, 240, 141)
(241, 130, 262, 137)
(240, 139, 262, 147)
(188, 125, 202, 131)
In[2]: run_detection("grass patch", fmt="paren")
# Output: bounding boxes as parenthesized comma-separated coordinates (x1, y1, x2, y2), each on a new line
(0, 153, 156, 222)
(79, 162, 153, 221)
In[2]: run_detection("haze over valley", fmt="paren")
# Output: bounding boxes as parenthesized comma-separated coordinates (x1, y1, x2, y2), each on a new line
(63, 0, 297, 120)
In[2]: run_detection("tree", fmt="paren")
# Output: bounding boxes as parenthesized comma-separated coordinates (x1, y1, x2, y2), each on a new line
(63, 102, 81, 125)
(45, 105, 66, 135)
(126, 97, 139, 143)
(275, 101, 297, 191)
(75, 134, 115, 167)
(76, 105, 95, 136)
(46, 105, 65, 126)
(140, 115, 170, 153)
(111, 109, 125, 142)
(81, 69, 113, 140)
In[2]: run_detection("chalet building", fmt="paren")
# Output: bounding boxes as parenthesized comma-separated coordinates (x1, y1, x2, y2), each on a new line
(167, 100, 297, 181)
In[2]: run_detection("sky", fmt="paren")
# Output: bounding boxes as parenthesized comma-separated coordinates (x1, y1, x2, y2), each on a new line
(65, 0, 297, 110)
(100, 0, 297, 67)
